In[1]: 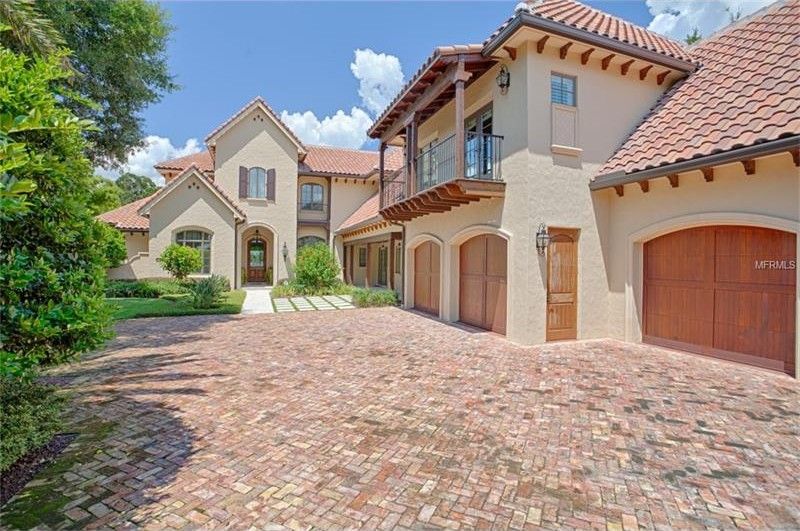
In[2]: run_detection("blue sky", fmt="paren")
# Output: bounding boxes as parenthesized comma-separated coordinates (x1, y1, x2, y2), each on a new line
(114, 0, 774, 182)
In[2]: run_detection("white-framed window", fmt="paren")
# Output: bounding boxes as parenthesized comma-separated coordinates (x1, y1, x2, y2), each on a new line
(248, 167, 266, 198)
(175, 230, 212, 274)
(300, 183, 324, 210)
(551, 73, 576, 106)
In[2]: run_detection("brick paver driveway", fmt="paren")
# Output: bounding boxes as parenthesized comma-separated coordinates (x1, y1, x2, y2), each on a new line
(6, 308, 799, 529)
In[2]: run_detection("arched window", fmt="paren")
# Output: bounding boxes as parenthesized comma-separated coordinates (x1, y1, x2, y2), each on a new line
(298, 235, 325, 249)
(300, 183, 324, 210)
(175, 230, 212, 274)
(248, 167, 266, 198)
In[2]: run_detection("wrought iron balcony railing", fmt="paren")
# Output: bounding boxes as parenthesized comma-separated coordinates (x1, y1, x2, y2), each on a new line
(381, 132, 503, 209)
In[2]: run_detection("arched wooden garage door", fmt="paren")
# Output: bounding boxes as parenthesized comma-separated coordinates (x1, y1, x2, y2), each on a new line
(413, 241, 440, 315)
(459, 234, 507, 334)
(643, 225, 796, 376)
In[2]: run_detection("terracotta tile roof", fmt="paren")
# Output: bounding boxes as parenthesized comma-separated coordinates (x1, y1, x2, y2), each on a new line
(337, 193, 380, 233)
(301, 145, 402, 176)
(154, 151, 213, 172)
(597, 0, 800, 178)
(156, 146, 402, 178)
(487, 0, 692, 62)
(97, 194, 154, 231)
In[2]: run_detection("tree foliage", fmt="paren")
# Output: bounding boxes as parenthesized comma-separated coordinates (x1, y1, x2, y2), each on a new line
(685, 27, 702, 45)
(0, 46, 113, 376)
(157, 244, 202, 280)
(0, 0, 177, 167)
(87, 175, 121, 215)
(116, 172, 157, 204)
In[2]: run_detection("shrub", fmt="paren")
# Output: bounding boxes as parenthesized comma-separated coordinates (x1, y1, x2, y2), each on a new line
(351, 288, 398, 308)
(157, 244, 202, 280)
(0, 378, 66, 472)
(293, 243, 340, 293)
(104, 279, 192, 298)
(271, 282, 299, 298)
(0, 48, 114, 373)
(189, 276, 224, 309)
(209, 274, 231, 293)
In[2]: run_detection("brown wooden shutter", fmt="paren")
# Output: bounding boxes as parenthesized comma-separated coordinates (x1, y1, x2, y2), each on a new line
(266, 168, 276, 200)
(239, 166, 248, 198)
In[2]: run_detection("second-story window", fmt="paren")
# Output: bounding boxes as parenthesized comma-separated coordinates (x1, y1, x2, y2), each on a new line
(248, 167, 266, 198)
(300, 183, 324, 210)
(551, 73, 576, 106)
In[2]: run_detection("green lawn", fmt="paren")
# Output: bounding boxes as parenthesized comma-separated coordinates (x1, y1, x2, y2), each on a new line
(107, 290, 245, 320)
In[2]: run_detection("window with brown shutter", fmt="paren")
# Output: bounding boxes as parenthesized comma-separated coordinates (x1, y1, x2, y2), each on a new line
(238, 166, 248, 198)
(266, 168, 276, 201)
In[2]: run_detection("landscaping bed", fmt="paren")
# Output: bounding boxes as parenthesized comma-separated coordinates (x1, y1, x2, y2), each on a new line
(108, 290, 245, 320)
(0, 433, 76, 506)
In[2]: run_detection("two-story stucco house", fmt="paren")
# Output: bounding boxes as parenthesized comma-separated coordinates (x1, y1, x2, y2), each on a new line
(101, 0, 799, 377)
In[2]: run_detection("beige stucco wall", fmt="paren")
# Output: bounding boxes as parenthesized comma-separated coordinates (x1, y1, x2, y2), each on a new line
(147, 173, 238, 282)
(330, 179, 379, 275)
(602, 153, 800, 369)
(404, 39, 672, 345)
(107, 232, 165, 280)
(213, 107, 299, 285)
(298, 225, 328, 242)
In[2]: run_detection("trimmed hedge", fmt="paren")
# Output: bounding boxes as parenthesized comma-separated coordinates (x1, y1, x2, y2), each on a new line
(0, 378, 66, 472)
(104, 279, 191, 298)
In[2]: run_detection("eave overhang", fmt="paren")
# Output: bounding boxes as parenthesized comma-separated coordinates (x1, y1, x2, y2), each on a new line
(591, 136, 800, 191)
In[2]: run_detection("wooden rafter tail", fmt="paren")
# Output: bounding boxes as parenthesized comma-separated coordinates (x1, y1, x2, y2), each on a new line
(614, 185, 624, 197)
(536, 35, 549, 54)
(601, 54, 615, 70)
(702, 167, 714, 182)
(620, 60, 634, 76)
(667, 174, 679, 188)
(580, 48, 594, 65)
(791, 148, 800, 167)
(559, 42, 573, 60)
(639, 65, 653, 81)
(657, 70, 671, 85)
(639, 180, 649, 193)
(742, 159, 756, 175)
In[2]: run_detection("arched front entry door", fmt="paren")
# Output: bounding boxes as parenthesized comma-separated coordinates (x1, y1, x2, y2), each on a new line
(414, 241, 440, 315)
(643, 225, 796, 376)
(459, 234, 507, 334)
(247, 237, 267, 282)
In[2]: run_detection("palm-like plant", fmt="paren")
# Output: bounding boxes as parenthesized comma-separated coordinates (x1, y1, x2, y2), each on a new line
(0, 0, 65, 56)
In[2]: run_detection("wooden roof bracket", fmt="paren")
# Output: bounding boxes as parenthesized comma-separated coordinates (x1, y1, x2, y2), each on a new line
(581, 48, 594, 65)
(559, 42, 573, 60)
(702, 167, 714, 182)
(614, 185, 624, 197)
(536, 35, 549, 54)
(601, 54, 615, 70)
(639, 180, 649, 193)
(667, 174, 679, 188)
(742, 159, 756, 175)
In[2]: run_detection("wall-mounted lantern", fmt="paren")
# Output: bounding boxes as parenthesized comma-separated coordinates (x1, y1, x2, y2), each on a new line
(496, 65, 511, 95)
(282, 242, 289, 260)
(535, 223, 550, 255)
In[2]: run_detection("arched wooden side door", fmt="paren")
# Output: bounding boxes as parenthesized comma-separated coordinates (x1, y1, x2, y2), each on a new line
(459, 234, 507, 334)
(414, 241, 440, 315)
(546, 228, 579, 341)
(644, 225, 796, 376)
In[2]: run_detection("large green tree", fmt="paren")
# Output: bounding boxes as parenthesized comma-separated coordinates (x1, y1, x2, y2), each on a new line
(0, 0, 176, 167)
(0, 45, 114, 375)
(88, 175, 121, 215)
(116, 172, 158, 204)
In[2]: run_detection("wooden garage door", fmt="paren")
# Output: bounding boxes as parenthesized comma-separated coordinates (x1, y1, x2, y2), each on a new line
(644, 225, 796, 376)
(414, 241, 440, 315)
(459, 234, 507, 334)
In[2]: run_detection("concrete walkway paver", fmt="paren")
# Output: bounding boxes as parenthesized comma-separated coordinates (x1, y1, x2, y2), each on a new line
(12, 308, 800, 529)
(271, 294, 355, 312)
(241, 285, 274, 314)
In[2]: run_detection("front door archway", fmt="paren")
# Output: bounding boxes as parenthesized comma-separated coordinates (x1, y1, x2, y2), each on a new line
(247, 237, 267, 283)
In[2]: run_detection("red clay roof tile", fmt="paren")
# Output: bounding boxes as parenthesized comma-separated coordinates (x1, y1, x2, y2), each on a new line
(97, 194, 153, 231)
(337, 193, 380, 232)
(598, 0, 800, 177)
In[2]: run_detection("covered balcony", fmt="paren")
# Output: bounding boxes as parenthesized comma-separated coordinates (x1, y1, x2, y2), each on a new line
(369, 45, 504, 221)
(380, 132, 505, 220)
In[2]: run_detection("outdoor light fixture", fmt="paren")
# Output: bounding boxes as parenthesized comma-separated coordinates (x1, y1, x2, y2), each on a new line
(281, 242, 288, 260)
(496, 65, 511, 95)
(535, 223, 550, 255)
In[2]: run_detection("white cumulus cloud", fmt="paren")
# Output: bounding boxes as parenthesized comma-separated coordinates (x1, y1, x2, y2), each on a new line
(96, 136, 201, 185)
(646, 0, 776, 41)
(280, 107, 373, 149)
(350, 49, 405, 116)
(280, 49, 405, 149)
